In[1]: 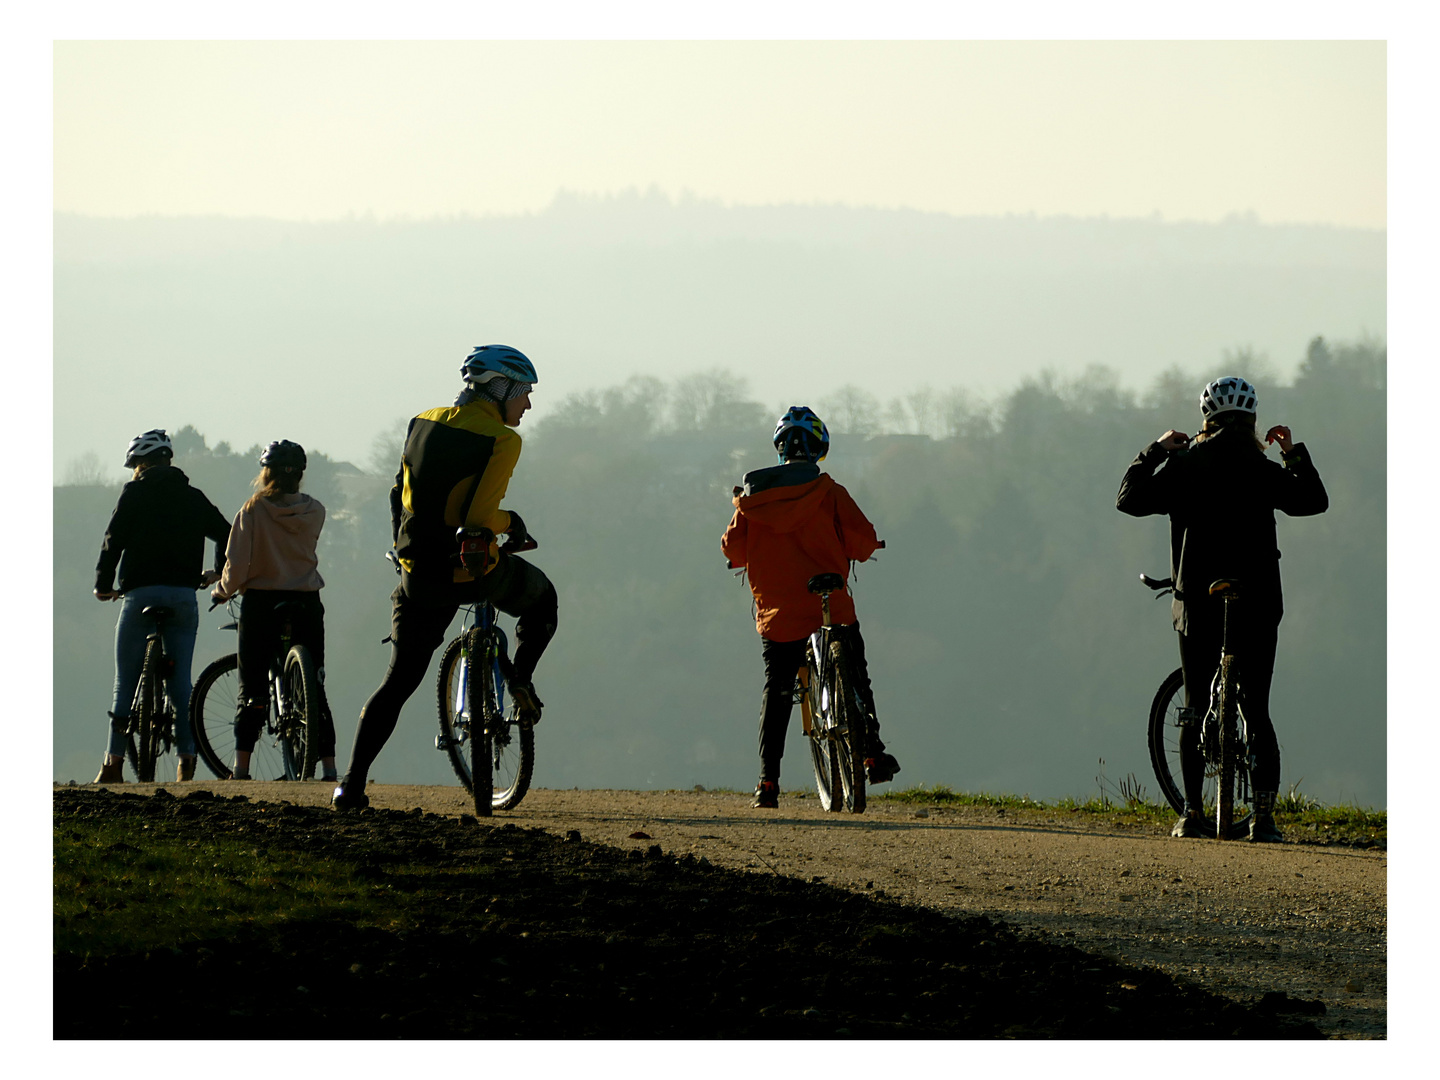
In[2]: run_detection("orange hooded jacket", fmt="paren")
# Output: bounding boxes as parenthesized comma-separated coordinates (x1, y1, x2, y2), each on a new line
(721, 462, 880, 641)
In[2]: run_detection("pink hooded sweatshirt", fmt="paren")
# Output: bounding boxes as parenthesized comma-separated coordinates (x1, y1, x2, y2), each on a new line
(217, 493, 326, 596)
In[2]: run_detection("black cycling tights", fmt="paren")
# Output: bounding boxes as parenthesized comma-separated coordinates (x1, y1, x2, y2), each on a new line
(1176, 616, 1282, 803)
(343, 555, 557, 791)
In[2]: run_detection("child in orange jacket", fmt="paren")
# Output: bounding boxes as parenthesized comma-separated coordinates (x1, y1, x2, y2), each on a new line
(721, 406, 901, 808)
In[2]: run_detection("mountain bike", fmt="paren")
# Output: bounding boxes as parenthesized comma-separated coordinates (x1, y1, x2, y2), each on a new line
(797, 551, 883, 814)
(121, 602, 184, 783)
(1141, 573, 1253, 839)
(190, 598, 323, 781)
(434, 527, 538, 817)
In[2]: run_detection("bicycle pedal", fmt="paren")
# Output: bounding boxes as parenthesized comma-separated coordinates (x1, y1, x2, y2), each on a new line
(434, 734, 459, 751)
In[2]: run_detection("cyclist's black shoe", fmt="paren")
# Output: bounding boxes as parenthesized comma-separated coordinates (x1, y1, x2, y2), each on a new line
(865, 752, 901, 785)
(509, 679, 544, 726)
(1249, 791, 1284, 843)
(1171, 811, 1208, 838)
(331, 784, 370, 811)
(752, 780, 779, 809)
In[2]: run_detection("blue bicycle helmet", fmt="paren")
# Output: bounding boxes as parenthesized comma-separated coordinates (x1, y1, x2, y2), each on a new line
(773, 406, 830, 463)
(461, 344, 539, 388)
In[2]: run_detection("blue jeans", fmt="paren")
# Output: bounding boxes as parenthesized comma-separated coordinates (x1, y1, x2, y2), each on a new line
(108, 585, 200, 757)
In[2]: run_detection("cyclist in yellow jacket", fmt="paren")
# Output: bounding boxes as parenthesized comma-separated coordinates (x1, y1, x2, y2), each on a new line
(332, 346, 558, 810)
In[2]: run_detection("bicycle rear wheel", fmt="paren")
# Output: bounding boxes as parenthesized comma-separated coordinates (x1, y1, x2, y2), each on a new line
(829, 639, 867, 815)
(280, 646, 320, 781)
(803, 650, 844, 812)
(467, 628, 494, 817)
(1215, 654, 1238, 841)
(126, 640, 165, 782)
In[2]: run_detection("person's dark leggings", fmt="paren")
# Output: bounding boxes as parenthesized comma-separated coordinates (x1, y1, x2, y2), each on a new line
(759, 623, 884, 783)
(234, 589, 335, 758)
(343, 554, 557, 792)
(1176, 610, 1281, 808)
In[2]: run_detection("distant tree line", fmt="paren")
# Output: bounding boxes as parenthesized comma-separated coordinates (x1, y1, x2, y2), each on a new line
(54, 337, 1386, 807)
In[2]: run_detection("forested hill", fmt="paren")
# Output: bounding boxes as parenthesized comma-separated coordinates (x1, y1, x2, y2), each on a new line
(53, 338, 1385, 807)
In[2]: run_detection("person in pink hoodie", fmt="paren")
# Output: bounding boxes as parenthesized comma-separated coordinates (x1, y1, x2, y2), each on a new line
(211, 440, 336, 781)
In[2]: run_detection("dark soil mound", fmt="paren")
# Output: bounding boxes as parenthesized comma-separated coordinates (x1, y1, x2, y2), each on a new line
(54, 789, 1322, 1039)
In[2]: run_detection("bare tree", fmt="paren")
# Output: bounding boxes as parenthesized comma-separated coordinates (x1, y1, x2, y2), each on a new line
(60, 451, 111, 487)
(368, 418, 410, 477)
(670, 369, 765, 432)
(817, 384, 882, 436)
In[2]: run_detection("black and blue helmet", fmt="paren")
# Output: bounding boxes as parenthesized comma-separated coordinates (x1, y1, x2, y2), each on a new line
(773, 406, 830, 463)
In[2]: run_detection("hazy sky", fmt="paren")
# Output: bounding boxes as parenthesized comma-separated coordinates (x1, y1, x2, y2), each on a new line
(54, 40, 1385, 229)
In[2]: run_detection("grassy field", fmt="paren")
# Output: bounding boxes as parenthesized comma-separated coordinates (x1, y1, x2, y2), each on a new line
(872, 783, 1386, 847)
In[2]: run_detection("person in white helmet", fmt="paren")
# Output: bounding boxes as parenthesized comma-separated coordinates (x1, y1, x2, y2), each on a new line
(1117, 377, 1328, 842)
(92, 429, 231, 783)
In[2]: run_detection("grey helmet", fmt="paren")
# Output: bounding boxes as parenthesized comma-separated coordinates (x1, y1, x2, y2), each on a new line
(1199, 376, 1258, 420)
(124, 429, 173, 467)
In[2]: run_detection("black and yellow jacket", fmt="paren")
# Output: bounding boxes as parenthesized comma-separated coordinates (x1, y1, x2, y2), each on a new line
(390, 400, 521, 582)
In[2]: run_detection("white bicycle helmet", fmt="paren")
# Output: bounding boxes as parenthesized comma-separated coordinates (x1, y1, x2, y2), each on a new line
(124, 428, 173, 467)
(1198, 376, 1258, 420)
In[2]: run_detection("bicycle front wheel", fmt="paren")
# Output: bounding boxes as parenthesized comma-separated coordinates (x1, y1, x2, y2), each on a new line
(280, 646, 320, 781)
(1147, 667, 1188, 815)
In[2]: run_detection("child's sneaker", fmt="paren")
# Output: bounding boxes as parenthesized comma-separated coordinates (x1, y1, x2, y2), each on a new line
(751, 780, 780, 808)
(865, 752, 901, 785)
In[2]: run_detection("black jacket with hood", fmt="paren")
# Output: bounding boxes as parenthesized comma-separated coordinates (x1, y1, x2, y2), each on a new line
(1116, 427, 1328, 632)
(94, 465, 231, 593)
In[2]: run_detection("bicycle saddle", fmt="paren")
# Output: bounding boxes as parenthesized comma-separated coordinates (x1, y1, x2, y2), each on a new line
(1208, 578, 1242, 596)
(141, 606, 174, 621)
(807, 573, 845, 595)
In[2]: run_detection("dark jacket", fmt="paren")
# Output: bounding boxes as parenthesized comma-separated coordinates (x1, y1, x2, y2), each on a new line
(1116, 427, 1328, 632)
(94, 465, 231, 593)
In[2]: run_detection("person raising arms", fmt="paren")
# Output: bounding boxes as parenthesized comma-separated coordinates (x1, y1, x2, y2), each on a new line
(722, 406, 900, 809)
(332, 345, 559, 810)
(1117, 376, 1328, 842)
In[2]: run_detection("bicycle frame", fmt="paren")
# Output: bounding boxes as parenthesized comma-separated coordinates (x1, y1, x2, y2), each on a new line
(451, 602, 508, 732)
(1140, 572, 1254, 839)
